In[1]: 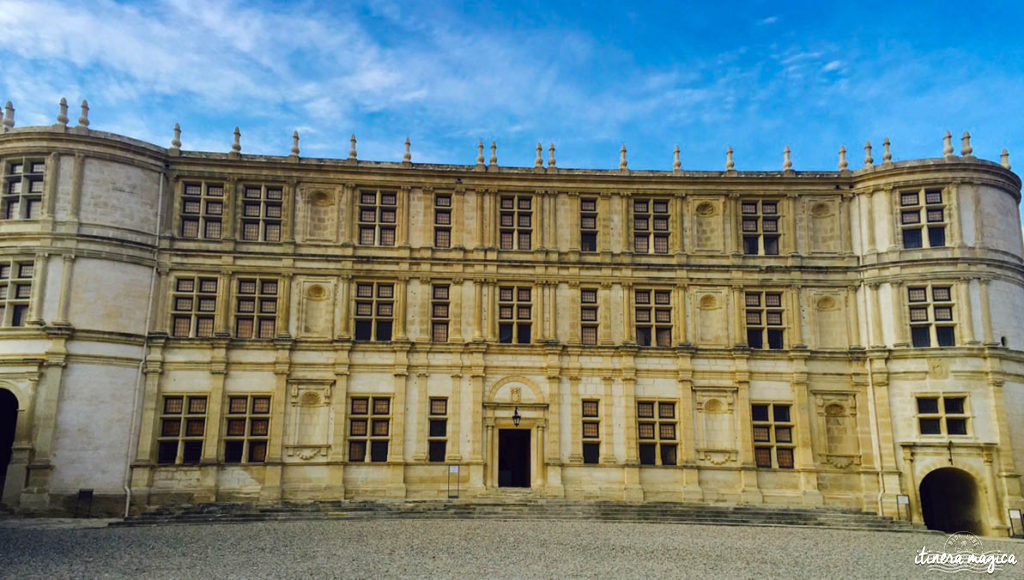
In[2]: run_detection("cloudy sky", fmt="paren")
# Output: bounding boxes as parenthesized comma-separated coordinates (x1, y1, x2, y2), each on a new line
(0, 0, 1022, 173)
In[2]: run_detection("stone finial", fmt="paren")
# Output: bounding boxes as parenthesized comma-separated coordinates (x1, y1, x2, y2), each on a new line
(783, 146, 792, 171)
(349, 134, 357, 160)
(961, 131, 973, 157)
(290, 130, 300, 157)
(489, 140, 498, 166)
(3, 101, 14, 129)
(57, 97, 69, 126)
(476, 140, 485, 166)
(673, 145, 681, 171)
(1001, 149, 1011, 170)
(403, 137, 412, 163)
(535, 142, 543, 168)
(943, 130, 954, 158)
(619, 145, 628, 170)
(548, 143, 556, 168)
(882, 137, 892, 163)
(726, 146, 735, 171)
(231, 127, 241, 154)
(863, 141, 873, 167)
(171, 123, 182, 151)
(838, 145, 848, 171)
(78, 100, 89, 127)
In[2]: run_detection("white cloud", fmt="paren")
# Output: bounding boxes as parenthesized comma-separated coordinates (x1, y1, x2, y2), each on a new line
(757, 16, 779, 25)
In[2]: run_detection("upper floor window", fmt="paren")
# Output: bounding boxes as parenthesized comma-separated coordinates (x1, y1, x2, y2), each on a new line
(637, 400, 677, 466)
(635, 288, 671, 347)
(354, 282, 394, 342)
(2, 158, 44, 220)
(498, 286, 531, 344)
(752, 403, 794, 469)
(241, 185, 283, 242)
(916, 395, 968, 436)
(431, 284, 449, 343)
(633, 198, 669, 254)
(580, 197, 598, 252)
(908, 285, 955, 347)
(359, 189, 397, 246)
(499, 195, 532, 250)
(434, 194, 451, 248)
(171, 276, 217, 338)
(741, 200, 780, 255)
(0, 260, 32, 327)
(234, 277, 278, 339)
(580, 288, 598, 345)
(745, 291, 784, 349)
(180, 181, 224, 239)
(900, 188, 946, 249)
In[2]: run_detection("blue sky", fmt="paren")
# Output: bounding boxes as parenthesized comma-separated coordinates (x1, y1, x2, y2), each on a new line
(0, 0, 1023, 173)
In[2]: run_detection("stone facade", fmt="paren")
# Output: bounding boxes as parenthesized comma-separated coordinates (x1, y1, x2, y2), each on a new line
(0, 105, 1022, 536)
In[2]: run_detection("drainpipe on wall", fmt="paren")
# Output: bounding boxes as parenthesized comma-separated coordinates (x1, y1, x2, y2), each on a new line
(122, 169, 164, 518)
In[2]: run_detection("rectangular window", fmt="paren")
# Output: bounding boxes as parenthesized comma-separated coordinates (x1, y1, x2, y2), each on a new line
(431, 284, 449, 343)
(580, 287, 598, 345)
(752, 403, 794, 469)
(745, 291, 785, 349)
(908, 285, 955, 348)
(349, 396, 391, 462)
(223, 395, 270, 463)
(741, 200, 780, 255)
(234, 277, 278, 339)
(354, 282, 394, 342)
(434, 194, 452, 248)
(157, 395, 206, 465)
(633, 198, 670, 254)
(239, 184, 283, 242)
(499, 195, 532, 250)
(582, 399, 600, 464)
(0, 260, 32, 327)
(180, 181, 225, 239)
(635, 289, 671, 347)
(2, 158, 45, 220)
(428, 397, 448, 463)
(580, 197, 598, 252)
(357, 189, 398, 247)
(900, 188, 946, 249)
(916, 395, 969, 436)
(498, 285, 531, 344)
(170, 276, 217, 338)
(637, 400, 677, 466)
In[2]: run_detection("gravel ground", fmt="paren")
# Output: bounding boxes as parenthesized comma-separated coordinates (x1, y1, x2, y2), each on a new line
(0, 519, 1021, 579)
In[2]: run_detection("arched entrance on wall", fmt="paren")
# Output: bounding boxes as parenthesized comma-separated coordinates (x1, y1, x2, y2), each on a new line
(0, 389, 17, 499)
(919, 467, 984, 534)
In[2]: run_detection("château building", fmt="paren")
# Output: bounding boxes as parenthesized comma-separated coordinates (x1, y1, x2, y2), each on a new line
(0, 99, 1022, 536)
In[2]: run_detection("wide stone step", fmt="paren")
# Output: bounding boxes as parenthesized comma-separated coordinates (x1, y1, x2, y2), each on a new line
(115, 499, 917, 533)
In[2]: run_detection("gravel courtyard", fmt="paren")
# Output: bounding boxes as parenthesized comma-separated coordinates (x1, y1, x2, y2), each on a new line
(1, 518, 1020, 578)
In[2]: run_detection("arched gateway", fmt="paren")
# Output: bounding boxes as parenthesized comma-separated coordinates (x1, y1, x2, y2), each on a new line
(0, 389, 17, 502)
(919, 467, 985, 534)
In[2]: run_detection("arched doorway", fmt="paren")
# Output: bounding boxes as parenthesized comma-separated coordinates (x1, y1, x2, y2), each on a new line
(919, 467, 984, 534)
(0, 389, 17, 500)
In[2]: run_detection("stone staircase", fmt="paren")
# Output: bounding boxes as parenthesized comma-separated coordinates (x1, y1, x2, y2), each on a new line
(114, 499, 921, 532)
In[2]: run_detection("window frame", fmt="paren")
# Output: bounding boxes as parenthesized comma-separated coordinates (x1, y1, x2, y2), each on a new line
(434, 193, 452, 248)
(752, 402, 795, 469)
(580, 287, 599, 346)
(180, 180, 225, 240)
(636, 399, 678, 466)
(2, 157, 45, 220)
(498, 285, 532, 344)
(170, 275, 218, 338)
(634, 288, 672, 347)
(582, 399, 601, 464)
(745, 291, 785, 350)
(740, 199, 781, 256)
(915, 395, 970, 437)
(431, 284, 449, 343)
(498, 194, 532, 251)
(632, 197, 670, 254)
(223, 394, 271, 464)
(580, 196, 598, 252)
(156, 395, 207, 465)
(428, 397, 448, 463)
(907, 284, 956, 348)
(899, 188, 947, 250)
(239, 184, 283, 243)
(234, 276, 279, 339)
(0, 259, 33, 327)
(354, 281, 395, 342)
(348, 396, 391, 463)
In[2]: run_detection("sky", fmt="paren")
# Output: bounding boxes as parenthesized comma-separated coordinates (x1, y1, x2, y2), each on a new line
(0, 0, 1023, 173)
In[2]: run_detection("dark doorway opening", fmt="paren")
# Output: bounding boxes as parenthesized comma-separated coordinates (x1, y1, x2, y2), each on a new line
(0, 389, 17, 500)
(919, 467, 984, 534)
(498, 429, 530, 487)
